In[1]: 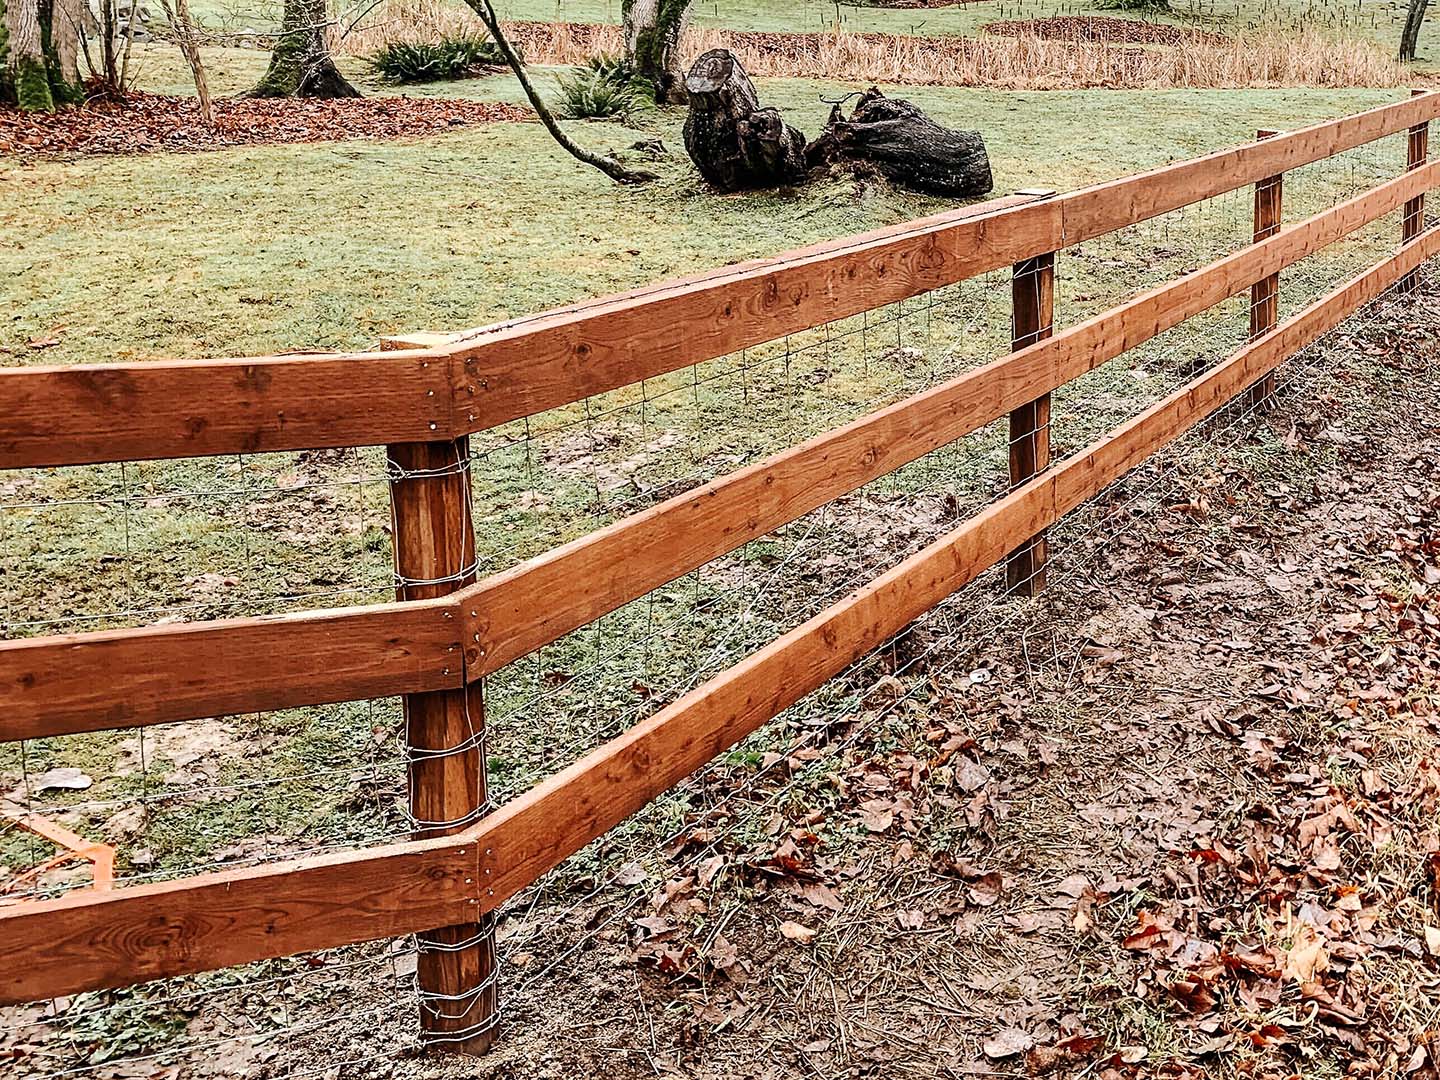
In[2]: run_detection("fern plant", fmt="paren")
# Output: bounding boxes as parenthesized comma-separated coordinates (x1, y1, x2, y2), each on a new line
(554, 67, 643, 119)
(366, 34, 503, 84)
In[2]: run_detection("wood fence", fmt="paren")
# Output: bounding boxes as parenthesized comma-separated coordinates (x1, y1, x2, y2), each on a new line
(2, 91, 1438, 1056)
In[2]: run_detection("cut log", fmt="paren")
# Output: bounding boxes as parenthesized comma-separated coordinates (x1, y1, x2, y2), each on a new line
(809, 88, 993, 198)
(682, 49, 808, 192)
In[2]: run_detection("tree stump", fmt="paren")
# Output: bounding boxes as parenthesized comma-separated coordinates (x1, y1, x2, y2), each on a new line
(682, 49, 808, 192)
(808, 88, 993, 197)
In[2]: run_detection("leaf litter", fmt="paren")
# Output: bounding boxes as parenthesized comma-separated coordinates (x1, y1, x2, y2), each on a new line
(3, 290, 1438, 1080)
(0, 89, 529, 157)
(447, 294, 1440, 1080)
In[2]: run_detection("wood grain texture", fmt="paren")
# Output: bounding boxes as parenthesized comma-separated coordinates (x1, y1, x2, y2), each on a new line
(1248, 129, 1284, 408)
(1057, 92, 1439, 246)
(470, 221, 1440, 919)
(0, 351, 450, 469)
(459, 160, 1437, 676)
(1006, 251, 1055, 596)
(5, 94, 1437, 471)
(443, 194, 1057, 430)
(6, 162, 1429, 743)
(446, 97, 1440, 431)
(1403, 89, 1431, 293)
(0, 836, 477, 1005)
(388, 439, 497, 1054)
(0, 597, 463, 741)
(2, 226, 1434, 1008)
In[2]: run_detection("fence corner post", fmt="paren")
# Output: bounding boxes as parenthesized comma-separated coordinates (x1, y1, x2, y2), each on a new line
(1005, 237, 1056, 598)
(1402, 87, 1431, 294)
(1246, 128, 1284, 411)
(388, 437, 498, 1055)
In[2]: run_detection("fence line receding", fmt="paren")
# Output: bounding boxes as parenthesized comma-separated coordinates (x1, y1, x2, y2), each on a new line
(1, 91, 1437, 1069)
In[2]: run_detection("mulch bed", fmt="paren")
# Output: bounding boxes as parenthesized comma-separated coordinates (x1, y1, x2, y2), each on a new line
(982, 14, 1229, 46)
(0, 90, 530, 157)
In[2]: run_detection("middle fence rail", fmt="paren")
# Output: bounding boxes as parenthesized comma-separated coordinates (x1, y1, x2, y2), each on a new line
(0, 91, 1437, 1058)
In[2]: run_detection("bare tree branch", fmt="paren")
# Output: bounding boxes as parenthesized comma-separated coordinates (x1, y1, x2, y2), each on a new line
(461, 0, 658, 185)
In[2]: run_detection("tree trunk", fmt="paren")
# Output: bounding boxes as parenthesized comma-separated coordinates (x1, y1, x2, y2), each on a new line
(0, 0, 15, 105)
(1401, 0, 1429, 60)
(682, 49, 807, 192)
(159, 0, 211, 121)
(808, 88, 993, 198)
(97, 0, 119, 93)
(42, 0, 83, 98)
(622, 0, 690, 104)
(2, 0, 82, 107)
(252, 0, 358, 98)
(5, 0, 55, 110)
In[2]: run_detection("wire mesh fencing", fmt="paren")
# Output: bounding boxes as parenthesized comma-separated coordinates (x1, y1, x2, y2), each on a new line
(0, 124, 1434, 1077)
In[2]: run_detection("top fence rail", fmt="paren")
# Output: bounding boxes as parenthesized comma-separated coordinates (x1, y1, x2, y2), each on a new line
(3, 93, 1438, 471)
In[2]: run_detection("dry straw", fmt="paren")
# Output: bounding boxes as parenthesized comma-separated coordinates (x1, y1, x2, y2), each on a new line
(341, 3, 1406, 91)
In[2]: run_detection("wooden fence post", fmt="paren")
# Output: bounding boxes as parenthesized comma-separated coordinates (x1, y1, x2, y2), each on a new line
(1006, 247, 1056, 596)
(1246, 128, 1284, 411)
(388, 438, 497, 1055)
(1403, 88, 1431, 293)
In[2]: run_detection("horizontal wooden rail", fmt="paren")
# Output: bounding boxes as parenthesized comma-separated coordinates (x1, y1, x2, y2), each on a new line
(4, 222, 1434, 1006)
(0, 597, 463, 741)
(458, 162, 1435, 675)
(0, 834, 477, 1001)
(470, 222, 1440, 920)
(0, 193, 1043, 469)
(2, 94, 1437, 470)
(4, 161, 1433, 741)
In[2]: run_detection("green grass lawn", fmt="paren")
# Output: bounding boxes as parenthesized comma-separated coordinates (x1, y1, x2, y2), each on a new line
(0, 63, 1401, 366)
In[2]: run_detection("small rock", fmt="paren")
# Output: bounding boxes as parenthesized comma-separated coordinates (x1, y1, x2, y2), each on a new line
(31, 767, 93, 794)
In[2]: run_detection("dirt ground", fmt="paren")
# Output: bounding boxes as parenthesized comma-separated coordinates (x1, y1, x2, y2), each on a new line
(439, 288, 1440, 1079)
(2, 282, 1435, 1080)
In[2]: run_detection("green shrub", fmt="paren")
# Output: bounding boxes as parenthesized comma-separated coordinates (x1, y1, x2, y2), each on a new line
(555, 67, 643, 119)
(365, 34, 503, 84)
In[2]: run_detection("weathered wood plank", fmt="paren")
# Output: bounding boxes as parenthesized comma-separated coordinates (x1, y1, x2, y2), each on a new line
(0, 597, 462, 741)
(4, 226, 1430, 1010)
(0, 836, 477, 1005)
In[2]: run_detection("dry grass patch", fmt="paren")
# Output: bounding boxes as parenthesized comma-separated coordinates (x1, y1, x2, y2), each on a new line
(339, 6, 1408, 90)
